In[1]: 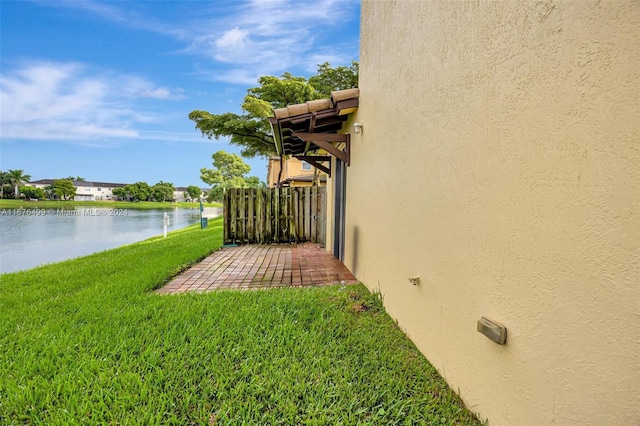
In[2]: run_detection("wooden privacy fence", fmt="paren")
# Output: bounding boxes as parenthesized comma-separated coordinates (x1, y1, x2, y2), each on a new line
(223, 187, 326, 245)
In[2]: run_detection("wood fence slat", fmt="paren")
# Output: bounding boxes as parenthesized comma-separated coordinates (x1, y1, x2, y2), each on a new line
(282, 187, 289, 243)
(243, 188, 248, 243)
(310, 186, 318, 243)
(238, 188, 242, 242)
(301, 188, 307, 242)
(292, 189, 299, 243)
(230, 188, 237, 244)
(223, 190, 229, 244)
(274, 187, 280, 243)
(296, 189, 303, 242)
(259, 188, 263, 243)
(245, 189, 250, 243)
(266, 188, 272, 242)
(306, 189, 311, 239)
(247, 188, 255, 243)
(256, 188, 263, 244)
(263, 187, 268, 243)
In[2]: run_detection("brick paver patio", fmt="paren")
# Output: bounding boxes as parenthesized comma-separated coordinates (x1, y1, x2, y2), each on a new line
(157, 243, 358, 293)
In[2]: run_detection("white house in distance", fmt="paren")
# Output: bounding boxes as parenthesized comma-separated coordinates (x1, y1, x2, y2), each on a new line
(29, 179, 127, 201)
(29, 180, 207, 202)
(173, 187, 208, 203)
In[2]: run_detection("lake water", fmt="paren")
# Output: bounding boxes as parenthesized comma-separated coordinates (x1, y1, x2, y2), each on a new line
(0, 207, 221, 274)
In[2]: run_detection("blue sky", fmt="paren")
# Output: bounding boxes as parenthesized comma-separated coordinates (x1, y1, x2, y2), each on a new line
(0, 0, 360, 187)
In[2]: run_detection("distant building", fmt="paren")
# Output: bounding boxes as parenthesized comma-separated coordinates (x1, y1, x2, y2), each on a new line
(173, 187, 208, 202)
(28, 180, 207, 202)
(266, 156, 327, 188)
(173, 187, 189, 202)
(29, 179, 126, 201)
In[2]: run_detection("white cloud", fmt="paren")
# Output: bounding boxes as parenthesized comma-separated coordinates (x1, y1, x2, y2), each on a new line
(117, 76, 185, 100)
(0, 61, 184, 143)
(204, 69, 262, 86)
(215, 28, 251, 53)
(187, 0, 359, 83)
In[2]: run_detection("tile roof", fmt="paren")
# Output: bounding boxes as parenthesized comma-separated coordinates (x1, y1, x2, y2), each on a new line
(284, 174, 328, 183)
(29, 179, 127, 187)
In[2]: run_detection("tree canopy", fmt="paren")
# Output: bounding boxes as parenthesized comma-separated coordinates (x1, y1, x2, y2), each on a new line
(189, 62, 358, 159)
(185, 185, 202, 202)
(111, 187, 127, 201)
(19, 186, 45, 200)
(308, 62, 359, 95)
(122, 182, 152, 202)
(52, 179, 76, 201)
(151, 181, 175, 202)
(200, 150, 263, 201)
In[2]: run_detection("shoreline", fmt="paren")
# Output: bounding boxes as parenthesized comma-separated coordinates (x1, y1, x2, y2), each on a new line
(0, 199, 222, 210)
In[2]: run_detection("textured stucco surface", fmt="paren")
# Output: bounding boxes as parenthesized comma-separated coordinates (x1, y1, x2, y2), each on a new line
(346, 2, 639, 425)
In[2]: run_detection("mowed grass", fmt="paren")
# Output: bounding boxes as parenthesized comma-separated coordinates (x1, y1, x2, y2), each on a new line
(0, 218, 482, 425)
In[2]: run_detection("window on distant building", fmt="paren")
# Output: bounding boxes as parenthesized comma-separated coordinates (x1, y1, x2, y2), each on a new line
(301, 161, 311, 170)
(97, 188, 102, 191)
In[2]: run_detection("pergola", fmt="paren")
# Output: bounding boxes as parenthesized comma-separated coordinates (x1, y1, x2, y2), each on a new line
(269, 88, 359, 176)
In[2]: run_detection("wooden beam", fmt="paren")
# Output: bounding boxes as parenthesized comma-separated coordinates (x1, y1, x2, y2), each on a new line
(335, 98, 359, 113)
(291, 132, 351, 164)
(308, 112, 317, 133)
(304, 113, 316, 155)
(295, 156, 331, 176)
(292, 132, 348, 143)
(296, 155, 331, 162)
(309, 160, 331, 176)
(307, 139, 346, 163)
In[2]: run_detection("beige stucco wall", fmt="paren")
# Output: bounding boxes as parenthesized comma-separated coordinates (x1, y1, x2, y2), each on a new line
(346, 2, 639, 425)
(266, 157, 280, 187)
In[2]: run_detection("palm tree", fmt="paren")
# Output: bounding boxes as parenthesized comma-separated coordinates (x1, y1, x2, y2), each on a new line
(0, 171, 8, 199)
(7, 169, 32, 199)
(43, 184, 55, 200)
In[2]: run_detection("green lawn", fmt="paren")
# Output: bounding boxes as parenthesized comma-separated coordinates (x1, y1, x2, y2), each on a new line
(0, 219, 482, 425)
(0, 199, 221, 209)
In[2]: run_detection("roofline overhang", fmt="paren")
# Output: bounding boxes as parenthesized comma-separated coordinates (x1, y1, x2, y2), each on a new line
(269, 88, 359, 166)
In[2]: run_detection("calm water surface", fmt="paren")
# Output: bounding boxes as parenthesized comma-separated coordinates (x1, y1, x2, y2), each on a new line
(0, 207, 220, 274)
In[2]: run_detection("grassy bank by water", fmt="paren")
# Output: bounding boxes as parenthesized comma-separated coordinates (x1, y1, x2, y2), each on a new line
(0, 199, 221, 210)
(0, 219, 482, 425)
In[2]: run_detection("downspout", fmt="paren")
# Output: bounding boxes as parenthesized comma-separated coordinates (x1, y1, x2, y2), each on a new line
(277, 155, 284, 188)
